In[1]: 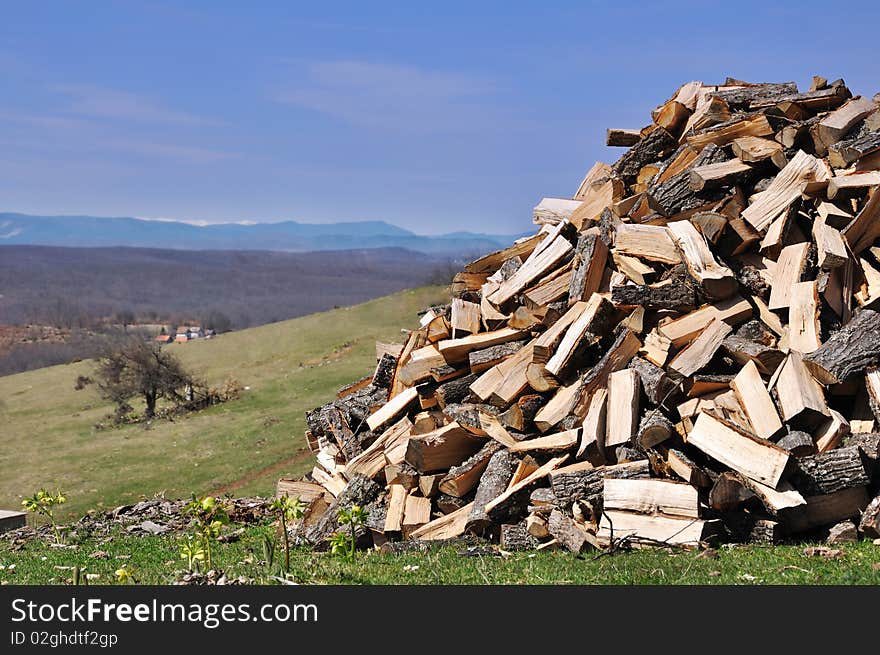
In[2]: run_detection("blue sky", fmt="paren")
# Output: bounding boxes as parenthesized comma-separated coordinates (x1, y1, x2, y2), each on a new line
(0, 1, 878, 234)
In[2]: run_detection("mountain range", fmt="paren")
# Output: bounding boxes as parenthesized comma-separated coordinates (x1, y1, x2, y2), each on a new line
(0, 213, 527, 256)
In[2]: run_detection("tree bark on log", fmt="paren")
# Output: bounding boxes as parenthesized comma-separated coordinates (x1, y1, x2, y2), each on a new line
(550, 460, 650, 513)
(466, 448, 518, 532)
(637, 412, 675, 448)
(612, 128, 677, 185)
(548, 509, 595, 553)
(776, 431, 817, 457)
(435, 374, 478, 407)
(790, 446, 870, 495)
(859, 494, 880, 538)
(803, 309, 880, 384)
(438, 441, 502, 497)
(500, 521, 540, 550)
(611, 283, 695, 310)
(628, 356, 673, 405)
(305, 474, 382, 548)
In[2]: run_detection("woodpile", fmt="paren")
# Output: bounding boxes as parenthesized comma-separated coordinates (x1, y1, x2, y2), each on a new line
(284, 76, 880, 552)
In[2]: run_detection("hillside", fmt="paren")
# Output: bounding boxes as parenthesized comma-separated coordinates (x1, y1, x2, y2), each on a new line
(0, 285, 448, 517)
(0, 213, 524, 256)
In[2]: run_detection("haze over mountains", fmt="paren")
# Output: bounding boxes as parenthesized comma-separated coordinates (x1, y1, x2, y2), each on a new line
(0, 213, 526, 256)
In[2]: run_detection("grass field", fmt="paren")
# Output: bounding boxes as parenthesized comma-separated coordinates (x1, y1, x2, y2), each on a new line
(0, 286, 447, 518)
(1, 524, 877, 585)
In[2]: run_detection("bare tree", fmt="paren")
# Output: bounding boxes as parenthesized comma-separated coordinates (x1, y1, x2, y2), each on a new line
(91, 338, 196, 420)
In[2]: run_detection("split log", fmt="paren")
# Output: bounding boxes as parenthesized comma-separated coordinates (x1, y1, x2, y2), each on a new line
(689, 158, 752, 191)
(637, 412, 675, 448)
(667, 449, 711, 487)
(776, 430, 817, 457)
(549, 460, 650, 512)
(607, 128, 642, 147)
(687, 411, 790, 488)
(790, 446, 870, 495)
(568, 233, 609, 304)
(859, 495, 880, 538)
(768, 242, 811, 312)
(509, 429, 580, 454)
(614, 223, 682, 264)
(828, 131, 880, 168)
(438, 327, 529, 363)
(438, 441, 502, 497)
(774, 352, 831, 429)
(468, 341, 526, 374)
(628, 356, 672, 405)
(547, 509, 595, 553)
(742, 151, 828, 232)
(500, 522, 540, 550)
(613, 127, 677, 184)
(545, 293, 616, 378)
(657, 296, 753, 347)
(598, 511, 717, 547)
(803, 309, 880, 384)
(404, 422, 486, 473)
(812, 96, 878, 151)
(605, 369, 641, 448)
(603, 478, 700, 518)
(305, 474, 382, 547)
(667, 317, 732, 379)
(409, 502, 474, 540)
(788, 281, 822, 353)
(782, 486, 869, 534)
(465, 449, 519, 532)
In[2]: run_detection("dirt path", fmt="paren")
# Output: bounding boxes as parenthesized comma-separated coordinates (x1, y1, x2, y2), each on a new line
(209, 449, 312, 496)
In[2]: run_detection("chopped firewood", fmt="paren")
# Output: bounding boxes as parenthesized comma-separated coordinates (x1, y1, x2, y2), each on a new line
(743, 151, 828, 232)
(811, 96, 878, 152)
(768, 243, 811, 311)
(783, 486, 869, 534)
(404, 422, 485, 473)
(598, 511, 716, 547)
(568, 233, 609, 304)
(667, 449, 711, 487)
(614, 223, 682, 264)
(295, 76, 880, 554)
(450, 298, 481, 337)
(439, 441, 501, 497)
(605, 369, 641, 449)
(788, 281, 822, 353)
(859, 495, 880, 538)
(509, 429, 580, 454)
(732, 135, 786, 167)
(657, 296, 752, 347)
(803, 309, 880, 384)
(730, 360, 783, 440)
(687, 411, 790, 488)
(438, 327, 529, 363)
(606, 128, 641, 147)
(548, 509, 595, 553)
(775, 352, 831, 429)
(689, 158, 752, 191)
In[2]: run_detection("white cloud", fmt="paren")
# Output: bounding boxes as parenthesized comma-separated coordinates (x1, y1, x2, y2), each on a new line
(274, 60, 497, 131)
(51, 83, 222, 126)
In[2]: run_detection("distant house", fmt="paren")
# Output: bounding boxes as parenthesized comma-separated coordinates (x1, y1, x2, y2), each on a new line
(175, 334, 189, 344)
(188, 326, 204, 339)
(154, 334, 173, 344)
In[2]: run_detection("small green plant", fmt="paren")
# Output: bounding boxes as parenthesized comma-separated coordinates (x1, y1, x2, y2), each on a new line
(269, 494, 305, 575)
(261, 534, 276, 571)
(178, 536, 206, 572)
(22, 489, 67, 544)
(114, 565, 136, 585)
(182, 495, 230, 571)
(332, 504, 367, 559)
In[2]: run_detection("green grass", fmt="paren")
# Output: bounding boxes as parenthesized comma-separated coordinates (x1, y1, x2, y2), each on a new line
(0, 286, 448, 518)
(1, 526, 878, 585)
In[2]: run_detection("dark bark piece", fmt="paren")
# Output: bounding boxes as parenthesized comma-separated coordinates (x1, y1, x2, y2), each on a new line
(305, 474, 382, 548)
(468, 341, 526, 373)
(568, 233, 609, 304)
(320, 406, 362, 461)
(711, 83, 799, 110)
(637, 412, 675, 448)
(647, 144, 729, 216)
(436, 493, 474, 515)
(735, 319, 777, 346)
(611, 283, 695, 310)
(438, 441, 502, 497)
(709, 472, 754, 512)
(500, 522, 540, 551)
(721, 511, 783, 544)
(529, 487, 557, 513)
(777, 431, 817, 457)
(612, 127, 677, 184)
(841, 432, 880, 460)
(722, 335, 785, 374)
(828, 130, 880, 168)
(373, 353, 398, 389)
(442, 403, 498, 433)
(550, 460, 650, 512)
(628, 356, 673, 405)
(859, 495, 880, 538)
(826, 520, 858, 544)
(548, 509, 594, 553)
(803, 309, 880, 384)
(466, 448, 518, 532)
(790, 446, 870, 495)
(435, 374, 479, 407)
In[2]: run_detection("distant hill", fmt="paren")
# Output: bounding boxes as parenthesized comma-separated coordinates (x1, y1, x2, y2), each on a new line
(0, 213, 527, 255)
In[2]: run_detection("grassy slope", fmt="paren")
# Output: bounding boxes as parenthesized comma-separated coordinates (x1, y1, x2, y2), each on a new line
(0, 286, 447, 518)
(1, 526, 877, 585)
